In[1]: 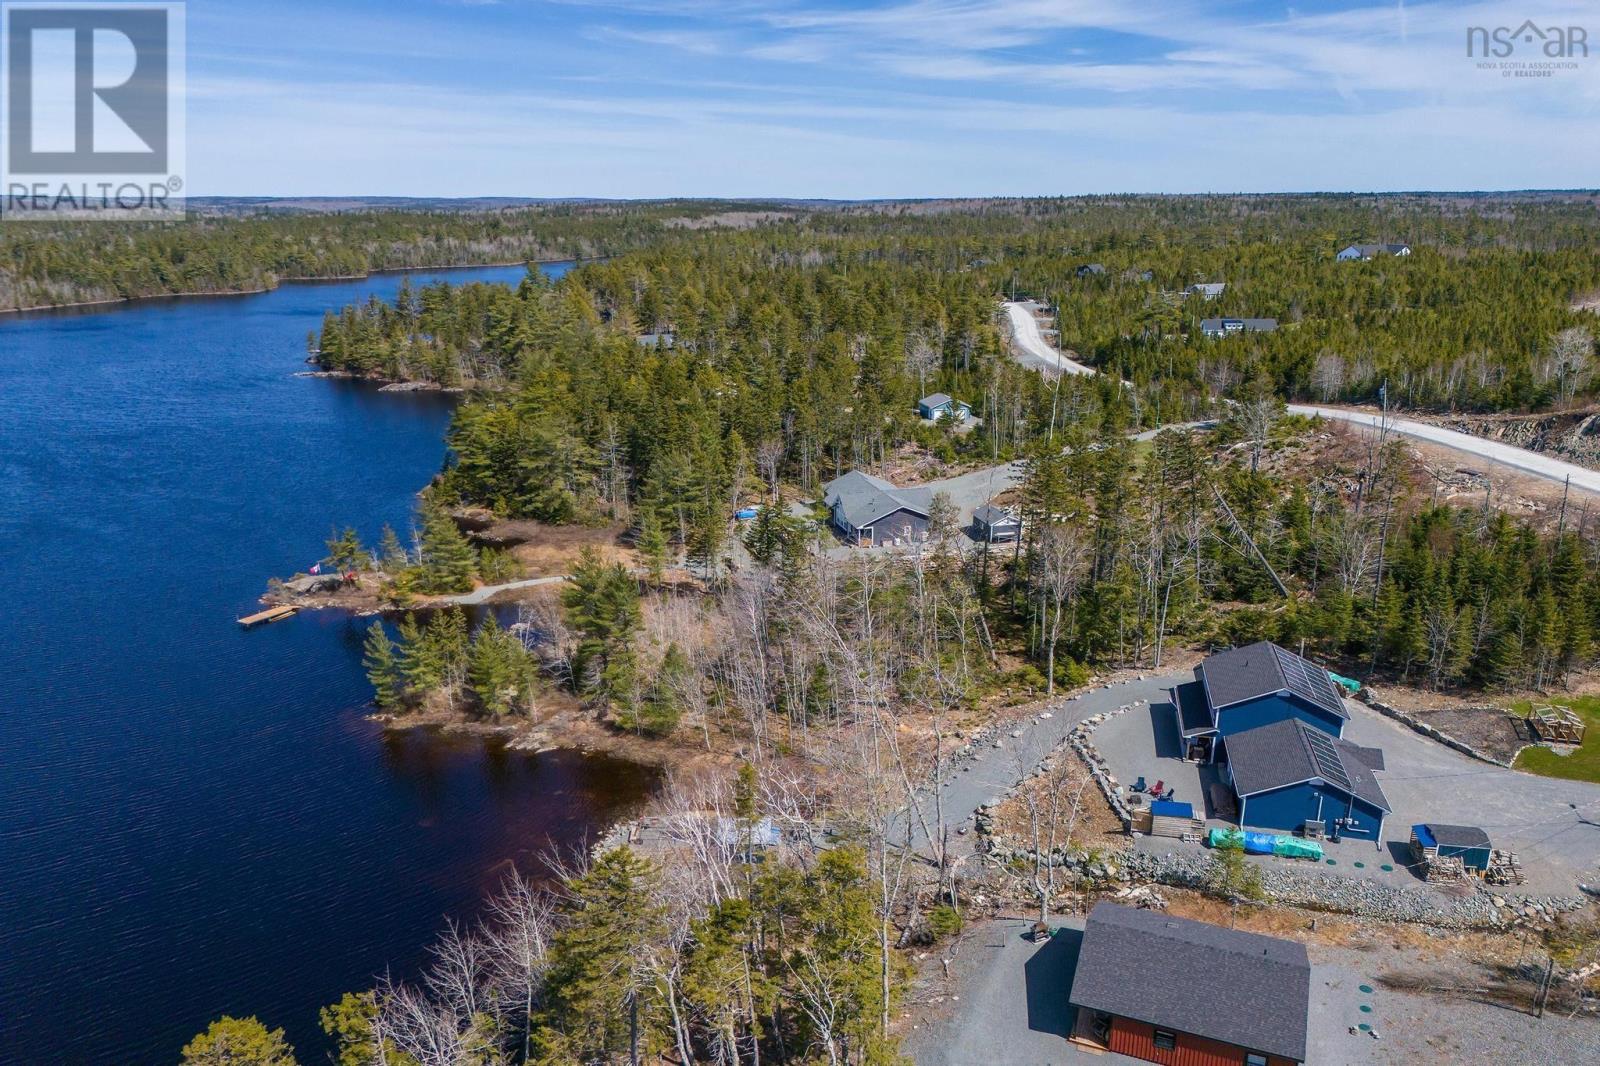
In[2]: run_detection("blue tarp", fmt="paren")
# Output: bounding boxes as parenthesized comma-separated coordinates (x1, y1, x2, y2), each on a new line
(734, 508, 760, 520)
(1149, 800, 1194, 819)
(1243, 831, 1278, 855)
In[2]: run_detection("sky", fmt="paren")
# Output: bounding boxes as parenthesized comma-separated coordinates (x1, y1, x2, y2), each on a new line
(177, 0, 1600, 197)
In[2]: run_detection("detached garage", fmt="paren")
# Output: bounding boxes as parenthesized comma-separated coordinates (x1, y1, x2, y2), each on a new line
(1069, 902, 1310, 1065)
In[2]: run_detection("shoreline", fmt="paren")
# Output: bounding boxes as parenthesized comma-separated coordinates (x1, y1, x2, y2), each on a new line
(0, 255, 584, 317)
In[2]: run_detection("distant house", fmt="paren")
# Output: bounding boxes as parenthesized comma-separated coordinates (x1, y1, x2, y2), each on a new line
(1186, 281, 1226, 300)
(1199, 317, 1277, 337)
(917, 393, 971, 422)
(1336, 242, 1412, 261)
(1076, 263, 1106, 278)
(636, 331, 676, 348)
(1169, 641, 1349, 763)
(971, 504, 1020, 543)
(1224, 717, 1392, 840)
(1069, 902, 1310, 1065)
(822, 470, 930, 547)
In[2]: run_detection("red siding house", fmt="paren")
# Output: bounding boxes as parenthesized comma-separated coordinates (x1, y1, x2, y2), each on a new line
(1068, 903, 1310, 1066)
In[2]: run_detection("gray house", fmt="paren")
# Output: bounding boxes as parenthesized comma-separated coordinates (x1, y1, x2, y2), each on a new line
(972, 504, 1020, 543)
(822, 470, 930, 546)
(1186, 282, 1226, 300)
(1200, 317, 1277, 338)
(917, 393, 971, 422)
(1076, 263, 1106, 278)
(1336, 242, 1411, 261)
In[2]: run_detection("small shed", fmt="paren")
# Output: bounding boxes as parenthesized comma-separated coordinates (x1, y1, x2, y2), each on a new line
(1410, 823, 1492, 873)
(917, 393, 971, 422)
(972, 504, 1020, 543)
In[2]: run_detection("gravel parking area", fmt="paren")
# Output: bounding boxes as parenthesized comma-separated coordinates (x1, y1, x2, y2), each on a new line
(906, 918, 1440, 1066)
(1090, 681, 1600, 896)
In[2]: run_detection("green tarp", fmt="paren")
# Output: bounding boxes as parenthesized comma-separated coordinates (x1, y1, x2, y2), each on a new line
(1272, 836, 1324, 860)
(1207, 827, 1244, 849)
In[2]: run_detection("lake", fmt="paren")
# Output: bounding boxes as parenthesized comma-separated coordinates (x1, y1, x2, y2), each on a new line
(0, 264, 658, 1063)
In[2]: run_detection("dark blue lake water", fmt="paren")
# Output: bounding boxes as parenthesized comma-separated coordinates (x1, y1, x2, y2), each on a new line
(0, 265, 657, 1064)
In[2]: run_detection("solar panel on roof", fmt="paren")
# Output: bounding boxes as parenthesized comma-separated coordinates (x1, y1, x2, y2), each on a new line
(1271, 645, 1342, 716)
(1302, 729, 1351, 792)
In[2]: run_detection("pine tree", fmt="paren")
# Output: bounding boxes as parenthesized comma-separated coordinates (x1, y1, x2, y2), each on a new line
(181, 1017, 298, 1066)
(361, 622, 405, 711)
(416, 496, 477, 594)
(468, 615, 532, 716)
(325, 527, 370, 572)
(376, 523, 408, 572)
(533, 848, 669, 1063)
(637, 509, 668, 586)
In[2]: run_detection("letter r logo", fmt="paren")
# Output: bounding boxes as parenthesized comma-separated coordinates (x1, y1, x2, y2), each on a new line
(4, 4, 172, 173)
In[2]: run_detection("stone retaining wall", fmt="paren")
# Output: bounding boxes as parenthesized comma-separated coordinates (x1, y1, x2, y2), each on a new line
(979, 840, 1587, 932)
(1356, 690, 1514, 767)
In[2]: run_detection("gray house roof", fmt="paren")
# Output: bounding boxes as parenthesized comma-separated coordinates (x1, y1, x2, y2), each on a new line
(1417, 823, 1490, 849)
(1070, 902, 1310, 1062)
(1187, 282, 1226, 298)
(1200, 317, 1278, 335)
(920, 392, 953, 409)
(1198, 641, 1348, 721)
(973, 504, 1017, 527)
(1077, 263, 1106, 276)
(822, 470, 928, 530)
(1340, 242, 1411, 258)
(1228, 718, 1392, 812)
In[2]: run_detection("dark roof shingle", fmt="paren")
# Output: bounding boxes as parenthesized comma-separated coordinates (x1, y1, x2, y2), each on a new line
(1227, 718, 1392, 812)
(1198, 641, 1348, 721)
(1069, 902, 1310, 1062)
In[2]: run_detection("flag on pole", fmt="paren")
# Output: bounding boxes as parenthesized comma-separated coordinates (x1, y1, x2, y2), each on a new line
(309, 563, 321, 574)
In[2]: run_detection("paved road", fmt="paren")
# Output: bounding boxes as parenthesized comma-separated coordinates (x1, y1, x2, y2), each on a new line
(1288, 403, 1600, 496)
(1002, 300, 1600, 497)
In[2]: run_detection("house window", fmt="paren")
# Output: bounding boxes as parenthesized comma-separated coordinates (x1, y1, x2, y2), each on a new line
(1153, 1029, 1177, 1050)
(1245, 1055, 1268, 1066)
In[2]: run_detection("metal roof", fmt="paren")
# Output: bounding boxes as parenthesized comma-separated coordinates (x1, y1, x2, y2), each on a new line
(1069, 902, 1310, 1062)
(1198, 641, 1348, 722)
(919, 392, 953, 408)
(973, 504, 1017, 526)
(821, 470, 929, 530)
(1227, 718, 1391, 813)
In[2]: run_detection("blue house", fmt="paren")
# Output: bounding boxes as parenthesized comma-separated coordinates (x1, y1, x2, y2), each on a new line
(1223, 718, 1390, 841)
(1171, 641, 1349, 763)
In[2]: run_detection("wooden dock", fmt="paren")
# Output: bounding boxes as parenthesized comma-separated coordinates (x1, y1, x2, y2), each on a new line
(237, 604, 299, 628)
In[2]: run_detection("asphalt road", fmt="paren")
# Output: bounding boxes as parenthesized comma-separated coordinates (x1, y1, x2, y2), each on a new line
(1287, 403, 1600, 496)
(1001, 300, 1600, 497)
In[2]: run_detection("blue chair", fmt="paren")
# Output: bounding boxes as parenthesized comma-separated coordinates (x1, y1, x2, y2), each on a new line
(1132, 776, 1147, 794)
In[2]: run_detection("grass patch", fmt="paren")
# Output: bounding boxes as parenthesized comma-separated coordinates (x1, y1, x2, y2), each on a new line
(1509, 695, 1600, 783)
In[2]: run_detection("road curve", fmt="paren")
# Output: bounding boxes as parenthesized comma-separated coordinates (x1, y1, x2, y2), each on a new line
(1288, 404, 1600, 496)
(1000, 301, 1098, 376)
(999, 300, 1600, 497)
